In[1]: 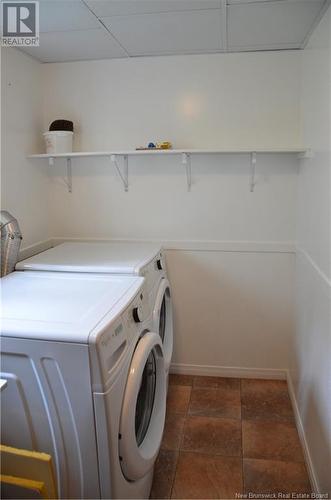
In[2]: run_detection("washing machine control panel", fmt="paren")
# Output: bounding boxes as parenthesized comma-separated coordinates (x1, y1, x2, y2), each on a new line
(96, 314, 128, 385)
(155, 252, 165, 272)
(96, 290, 147, 385)
(132, 305, 143, 323)
(141, 253, 165, 292)
(129, 291, 148, 326)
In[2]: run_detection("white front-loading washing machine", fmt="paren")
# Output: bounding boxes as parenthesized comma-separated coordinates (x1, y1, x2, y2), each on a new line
(17, 241, 174, 377)
(0, 271, 166, 499)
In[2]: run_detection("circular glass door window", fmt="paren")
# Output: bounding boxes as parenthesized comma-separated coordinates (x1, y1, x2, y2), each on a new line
(119, 331, 166, 480)
(135, 350, 156, 446)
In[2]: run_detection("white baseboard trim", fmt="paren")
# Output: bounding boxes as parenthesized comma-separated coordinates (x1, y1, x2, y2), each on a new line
(18, 237, 296, 257)
(170, 363, 287, 380)
(51, 237, 296, 254)
(286, 372, 319, 494)
(297, 247, 331, 289)
(18, 239, 54, 261)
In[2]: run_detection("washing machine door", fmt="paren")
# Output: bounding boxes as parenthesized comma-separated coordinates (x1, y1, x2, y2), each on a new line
(119, 332, 166, 481)
(153, 278, 173, 372)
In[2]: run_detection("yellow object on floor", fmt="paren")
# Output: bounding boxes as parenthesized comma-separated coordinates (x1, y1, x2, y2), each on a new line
(0, 444, 57, 499)
(0, 474, 46, 499)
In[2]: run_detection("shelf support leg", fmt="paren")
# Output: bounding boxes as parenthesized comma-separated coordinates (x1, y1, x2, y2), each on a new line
(250, 152, 257, 193)
(111, 155, 129, 192)
(66, 158, 72, 193)
(123, 155, 128, 192)
(49, 157, 55, 167)
(297, 149, 314, 160)
(182, 153, 191, 192)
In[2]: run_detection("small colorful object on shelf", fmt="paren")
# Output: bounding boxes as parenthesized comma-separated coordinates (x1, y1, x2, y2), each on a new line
(158, 141, 172, 149)
(136, 141, 172, 150)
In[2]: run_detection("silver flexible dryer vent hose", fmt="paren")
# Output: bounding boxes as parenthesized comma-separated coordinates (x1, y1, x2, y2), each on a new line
(0, 211, 23, 277)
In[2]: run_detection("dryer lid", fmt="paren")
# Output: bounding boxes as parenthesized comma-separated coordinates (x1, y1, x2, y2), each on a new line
(1, 271, 144, 343)
(16, 242, 162, 274)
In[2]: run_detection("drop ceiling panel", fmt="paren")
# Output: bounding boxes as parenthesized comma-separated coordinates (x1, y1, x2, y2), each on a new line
(39, 0, 100, 32)
(101, 10, 222, 56)
(228, 0, 325, 50)
(17, 0, 329, 61)
(20, 29, 127, 63)
(227, 0, 284, 3)
(85, 0, 221, 17)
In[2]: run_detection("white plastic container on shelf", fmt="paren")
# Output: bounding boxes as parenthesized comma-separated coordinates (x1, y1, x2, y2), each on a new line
(43, 131, 73, 154)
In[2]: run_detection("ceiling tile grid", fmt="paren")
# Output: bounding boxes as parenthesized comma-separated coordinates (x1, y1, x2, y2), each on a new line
(21, 28, 128, 63)
(227, 0, 326, 51)
(85, 0, 222, 17)
(38, 0, 99, 32)
(16, 0, 331, 62)
(101, 9, 223, 56)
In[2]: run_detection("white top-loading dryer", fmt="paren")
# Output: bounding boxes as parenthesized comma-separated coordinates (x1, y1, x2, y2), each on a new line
(0, 271, 167, 499)
(17, 241, 173, 374)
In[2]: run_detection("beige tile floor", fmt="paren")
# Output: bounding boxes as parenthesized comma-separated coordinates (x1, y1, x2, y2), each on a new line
(150, 375, 311, 499)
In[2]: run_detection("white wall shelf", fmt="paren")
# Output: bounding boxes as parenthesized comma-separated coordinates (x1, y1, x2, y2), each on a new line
(28, 148, 308, 159)
(28, 148, 310, 193)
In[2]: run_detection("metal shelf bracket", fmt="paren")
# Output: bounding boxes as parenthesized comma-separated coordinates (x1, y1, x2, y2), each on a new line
(250, 152, 257, 193)
(64, 158, 72, 193)
(111, 154, 129, 192)
(182, 153, 192, 192)
(47, 156, 72, 192)
(297, 148, 314, 160)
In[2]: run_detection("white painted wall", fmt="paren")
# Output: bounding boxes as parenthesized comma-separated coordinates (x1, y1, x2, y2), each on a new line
(1, 49, 50, 249)
(41, 51, 302, 373)
(2, 25, 329, 494)
(167, 249, 295, 373)
(43, 51, 302, 151)
(290, 7, 331, 494)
